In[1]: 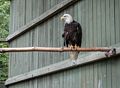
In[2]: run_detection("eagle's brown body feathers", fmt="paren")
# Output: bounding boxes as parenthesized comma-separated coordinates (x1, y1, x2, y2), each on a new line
(62, 20, 82, 48)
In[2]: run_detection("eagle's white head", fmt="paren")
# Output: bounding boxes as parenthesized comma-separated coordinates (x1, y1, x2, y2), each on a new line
(61, 14, 73, 24)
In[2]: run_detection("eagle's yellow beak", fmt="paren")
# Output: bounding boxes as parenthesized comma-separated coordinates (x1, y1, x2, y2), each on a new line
(61, 16, 64, 20)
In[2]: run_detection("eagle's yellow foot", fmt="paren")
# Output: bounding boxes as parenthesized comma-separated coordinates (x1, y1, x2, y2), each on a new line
(71, 45, 74, 50)
(74, 44, 79, 50)
(68, 45, 74, 50)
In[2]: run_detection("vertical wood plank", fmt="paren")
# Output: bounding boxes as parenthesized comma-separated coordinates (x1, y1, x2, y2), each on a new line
(56, 14, 62, 62)
(9, 0, 14, 77)
(31, 0, 35, 72)
(85, 65, 90, 88)
(101, 0, 106, 46)
(16, 0, 21, 77)
(79, 0, 86, 56)
(118, 0, 120, 43)
(85, 0, 89, 47)
(81, 66, 86, 88)
(32, 0, 39, 87)
(11, 0, 19, 77)
(93, 0, 97, 47)
(106, 0, 111, 46)
(25, 0, 32, 80)
(9, 0, 13, 34)
(39, 0, 44, 15)
(88, 0, 93, 47)
(80, 0, 86, 48)
(44, 22, 48, 66)
(79, 67, 82, 88)
(25, 0, 32, 73)
(89, 64, 94, 88)
(25, 0, 32, 23)
(77, 1, 82, 25)
(17, 0, 26, 76)
(109, 0, 115, 45)
(116, 57, 120, 88)
(11, 0, 15, 33)
(93, 63, 98, 88)
(77, 1, 84, 56)
(52, 17, 56, 63)
(114, 0, 120, 44)
(111, 57, 117, 88)
(46, 21, 51, 66)
(98, 62, 103, 88)
(58, 12, 65, 60)
(12, 0, 17, 32)
(96, 0, 102, 46)
(18, 0, 26, 27)
(106, 60, 112, 88)
(101, 60, 107, 88)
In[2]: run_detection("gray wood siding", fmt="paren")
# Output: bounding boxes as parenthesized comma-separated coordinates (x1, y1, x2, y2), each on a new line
(8, 0, 120, 87)
(8, 57, 120, 88)
(9, 0, 62, 34)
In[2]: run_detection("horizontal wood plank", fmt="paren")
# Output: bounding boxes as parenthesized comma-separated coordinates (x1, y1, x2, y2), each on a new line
(5, 48, 120, 86)
(6, 0, 79, 42)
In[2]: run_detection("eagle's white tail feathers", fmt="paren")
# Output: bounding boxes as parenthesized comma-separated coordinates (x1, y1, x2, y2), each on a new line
(69, 51, 79, 60)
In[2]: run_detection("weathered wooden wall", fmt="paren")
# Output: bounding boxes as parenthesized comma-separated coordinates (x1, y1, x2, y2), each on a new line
(7, 0, 120, 88)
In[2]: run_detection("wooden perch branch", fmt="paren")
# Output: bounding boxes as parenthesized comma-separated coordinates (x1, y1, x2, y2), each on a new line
(0, 47, 114, 53)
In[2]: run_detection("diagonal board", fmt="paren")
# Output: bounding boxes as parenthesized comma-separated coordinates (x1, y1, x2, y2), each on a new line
(6, 0, 79, 42)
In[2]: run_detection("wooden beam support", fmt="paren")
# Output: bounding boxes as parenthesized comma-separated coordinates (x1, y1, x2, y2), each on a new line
(6, 0, 79, 42)
(0, 47, 114, 53)
(5, 48, 120, 86)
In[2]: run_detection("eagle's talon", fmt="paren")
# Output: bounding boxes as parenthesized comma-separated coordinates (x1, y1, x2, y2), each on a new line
(74, 44, 78, 50)
(69, 45, 74, 50)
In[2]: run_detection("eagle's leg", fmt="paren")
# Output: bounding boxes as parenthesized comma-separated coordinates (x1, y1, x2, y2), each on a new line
(74, 44, 78, 50)
(68, 44, 79, 64)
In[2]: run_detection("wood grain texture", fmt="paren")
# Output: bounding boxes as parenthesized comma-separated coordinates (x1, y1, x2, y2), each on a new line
(7, 0, 120, 88)
(0, 47, 114, 53)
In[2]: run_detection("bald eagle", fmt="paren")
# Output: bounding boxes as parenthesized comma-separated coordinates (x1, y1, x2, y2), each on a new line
(61, 14, 82, 61)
